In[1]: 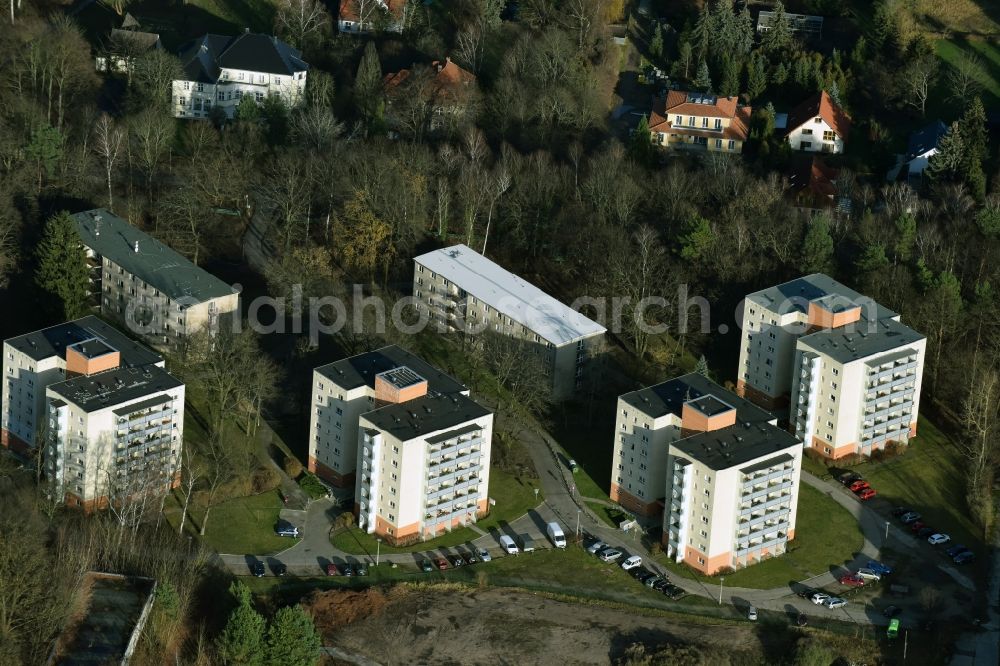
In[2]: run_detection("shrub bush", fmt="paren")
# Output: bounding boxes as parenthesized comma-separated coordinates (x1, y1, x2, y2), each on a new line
(283, 456, 303, 480)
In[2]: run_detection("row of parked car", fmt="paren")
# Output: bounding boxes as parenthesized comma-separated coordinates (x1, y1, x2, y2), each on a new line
(839, 472, 877, 501)
(892, 506, 974, 563)
(837, 559, 894, 587)
(583, 537, 686, 600)
(421, 547, 493, 572)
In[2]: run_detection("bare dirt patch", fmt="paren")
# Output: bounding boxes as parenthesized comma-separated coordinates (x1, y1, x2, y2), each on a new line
(314, 586, 760, 665)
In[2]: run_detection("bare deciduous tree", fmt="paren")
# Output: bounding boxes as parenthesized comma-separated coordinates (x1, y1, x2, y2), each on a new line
(901, 55, 938, 117)
(948, 52, 985, 105)
(274, 0, 330, 48)
(93, 113, 125, 210)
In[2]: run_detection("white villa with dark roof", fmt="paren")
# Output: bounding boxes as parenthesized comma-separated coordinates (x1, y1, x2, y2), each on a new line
(72, 209, 240, 347)
(412, 244, 606, 400)
(172, 31, 308, 119)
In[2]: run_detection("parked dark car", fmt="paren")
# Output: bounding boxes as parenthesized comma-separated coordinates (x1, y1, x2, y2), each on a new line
(421, 559, 434, 573)
(867, 560, 893, 575)
(917, 526, 935, 538)
(797, 587, 819, 599)
(630, 567, 651, 580)
(342, 563, 355, 577)
(449, 555, 464, 568)
(652, 579, 671, 593)
(250, 561, 265, 577)
(891, 506, 913, 517)
(271, 562, 287, 576)
(840, 472, 862, 486)
(883, 606, 902, 618)
(900, 512, 922, 524)
(946, 545, 970, 558)
(356, 563, 369, 576)
(462, 551, 478, 565)
(637, 570, 658, 584)
(664, 584, 685, 599)
(954, 551, 976, 565)
(796, 613, 808, 627)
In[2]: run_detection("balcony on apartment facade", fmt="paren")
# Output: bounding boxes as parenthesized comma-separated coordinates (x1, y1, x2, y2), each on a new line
(735, 531, 789, 557)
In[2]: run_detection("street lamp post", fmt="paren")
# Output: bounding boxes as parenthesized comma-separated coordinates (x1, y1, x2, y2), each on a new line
(576, 509, 581, 541)
(719, 576, 725, 605)
(376, 538, 381, 567)
(885, 520, 890, 546)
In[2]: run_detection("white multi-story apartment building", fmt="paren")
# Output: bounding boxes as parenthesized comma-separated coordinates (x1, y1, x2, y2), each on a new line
(2, 316, 163, 455)
(46, 363, 184, 511)
(412, 245, 606, 400)
(72, 209, 240, 347)
(737, 274, 926, 459)
(612, 373, 801, 574)
(357, 385, 493, 545)
(308, 345, 468, 487)
(172, 31, 308, 119)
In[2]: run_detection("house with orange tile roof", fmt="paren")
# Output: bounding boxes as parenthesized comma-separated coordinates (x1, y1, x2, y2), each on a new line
(383, 57, 478, 133)
(647, 90, 751, 153)
(338, 0, 408, 34)
(784, 90, 851, 154)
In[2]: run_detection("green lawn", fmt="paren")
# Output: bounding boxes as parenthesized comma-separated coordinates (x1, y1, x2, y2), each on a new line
(657, 483, 864, 589)
(842, 417, 985, 552)
(935, 38, 1000, 111)
(197, 489, 291, 555)
(330, 468, 543, 554)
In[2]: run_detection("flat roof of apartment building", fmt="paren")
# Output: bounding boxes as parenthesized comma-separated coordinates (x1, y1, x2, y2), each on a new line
(621, 373, 772, 424)
(48, 364, 182, 413)
(745, 273, 897, 321)
(362, 391, 490, 441)
(414, 244, 606, 346)
(673, 419, 800, 471)
(73, 208, 236, 303)
(316, 345, 466, 394)
(4, 316, 162, 366)
(798, 316, 924, 363)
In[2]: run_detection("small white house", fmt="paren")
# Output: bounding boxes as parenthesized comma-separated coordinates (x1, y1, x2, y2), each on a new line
(172, 31, 308, 120)
(903, 120, 947, 180)
(785, 91, 851, 154)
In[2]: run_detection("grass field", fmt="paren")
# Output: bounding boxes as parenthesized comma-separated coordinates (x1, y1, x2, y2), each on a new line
(330, 468, 543, 554)
(657, 483, 864, 590)
(196, 489, 290, 554)
(934, 38, 1000, 111)
(841, 417, 985, 552)
(916, 0, 1000, 36)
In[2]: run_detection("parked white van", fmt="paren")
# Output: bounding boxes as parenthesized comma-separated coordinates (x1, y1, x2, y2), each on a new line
(547, 522, 566, 548)
(499, 535, 519, 555)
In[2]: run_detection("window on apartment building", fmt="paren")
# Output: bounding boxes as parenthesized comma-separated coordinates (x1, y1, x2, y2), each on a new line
(832, 368, 839, 376)
(814, 117, 822, 123)
(674, 114, 682, 125)
(715, 139, 722, 149)
(701, 117, 709, 128)
(826, 421, 834, 428)
(801, 141, 812, 149)
(823, 130, 836, 141)
(700, 529, 708, 538)
(392, 460, 398, 468)
(715, 118, 722, 129)
(826, 434, 832, 442)
(830, 394, 836, 402)
(688, 116, 695, 126)
(703, 489, 710, 496)
(828, 407, 834, 415)
(728, 140, 736, 150)
(701, 516, 709, 524)
(802, 128, 813, 135)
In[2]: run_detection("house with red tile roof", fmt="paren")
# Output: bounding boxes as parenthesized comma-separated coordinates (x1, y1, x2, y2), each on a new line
(788, 156, 839, 209)
(784, 90, 851, 154)
(383, 57, 478, 133)
(647, 90, 751, 153)
(338, 0, 408, 34)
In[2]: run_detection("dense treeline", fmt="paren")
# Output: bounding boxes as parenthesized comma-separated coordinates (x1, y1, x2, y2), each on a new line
(1, 0, 999, 662)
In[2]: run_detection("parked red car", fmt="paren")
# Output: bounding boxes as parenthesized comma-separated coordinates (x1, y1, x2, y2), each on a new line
(849, 480, 870, 492)
(910, 520, 926, 533)
(435, 557, 450, 571)
(856, 488, 877, 501)
(839, 574, 865, 587)
(325, 563, 340, 576)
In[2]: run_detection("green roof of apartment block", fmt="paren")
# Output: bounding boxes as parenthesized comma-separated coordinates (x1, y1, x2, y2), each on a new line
(72, 208, 236, 303)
